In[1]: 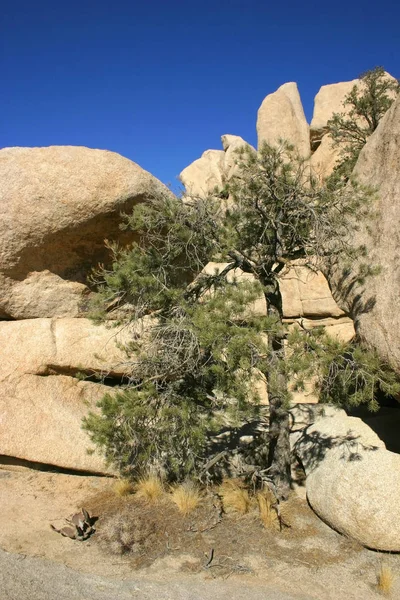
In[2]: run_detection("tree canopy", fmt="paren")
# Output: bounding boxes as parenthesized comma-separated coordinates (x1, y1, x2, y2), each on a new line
(327, 66, 399, 176)
(84, 140, 399, 500)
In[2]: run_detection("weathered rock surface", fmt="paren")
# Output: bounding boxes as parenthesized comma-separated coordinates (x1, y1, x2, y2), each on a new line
(289, 404, 346, 433)
(280, 264, 345, 319)
(0, 145, 168, 319)
(180, 135, 254, 197)
(201, 262, 346, 322)
(221, 134, 255, 180)
(0, 318, 134, 473)
(0, 374, 110, 473)
(295, 413, 400, 550)
(1, 271, 88, 320)
(0, 318, 130, 378)
(200, 262, 267, 317)
(179, 149, 225, 197)
(309, 72, 396, 177)
(257, 83, 310, 157)
(310, 79, 358, 147)
(329, 95, 400, 373)
(309, 134, 341, 180)
(288, 317, 355, 343)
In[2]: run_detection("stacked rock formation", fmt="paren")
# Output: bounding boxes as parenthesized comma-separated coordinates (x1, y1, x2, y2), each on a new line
(180, 137, 355, 349)
(180, 134, 255, 197)
(329, 94, 400, 374)
(0, 146, 169, 473)
(1, 74, 398, 489)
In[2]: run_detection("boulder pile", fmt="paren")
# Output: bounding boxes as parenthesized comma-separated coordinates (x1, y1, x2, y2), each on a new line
(294, 408, 400, 551)
(0, 146, 168, 473)
(1, 72, 398, 503)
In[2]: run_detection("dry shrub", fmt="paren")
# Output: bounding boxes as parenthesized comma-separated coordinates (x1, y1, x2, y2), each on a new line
(99, 510, 156, 555)
(171, 482, 201, 516)
(135, 475, 164, 502)
(220, 480, 251, 514)
(257, 491, 278, 529)
(377, 564, 394, 595)
(113, 479, 134, 497)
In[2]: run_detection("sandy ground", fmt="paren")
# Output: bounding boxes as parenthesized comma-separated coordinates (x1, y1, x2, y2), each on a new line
(0, 465, 399, 600)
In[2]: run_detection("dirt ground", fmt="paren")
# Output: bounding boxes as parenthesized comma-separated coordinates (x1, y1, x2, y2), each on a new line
(1, 464, 399, 599)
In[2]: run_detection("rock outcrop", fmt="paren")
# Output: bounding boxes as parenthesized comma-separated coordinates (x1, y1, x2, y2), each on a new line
(309, 72, 396, 178)
(179, 149, 225, 197)
(0, 146, 168, 319)
(179, 135, 254, 196)
(200, 261, 352, 327)
(310, 79, 358, 150)
(0, 146, 169, 473)
(294, 412, 400, 551)
(257, 83, 310, 157)
(328, 95, 400, 374)
(0, 374, 110, 473)
(0, 318, 133, 473)
(280, 264, 345, 319)
(0, 318, 130, 379)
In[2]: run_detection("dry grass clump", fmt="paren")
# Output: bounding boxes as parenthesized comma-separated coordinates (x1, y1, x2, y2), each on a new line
(377, 564, 394, 595)
(99, 510, 156, 555)
(113, 478, 134, 497)
(219, 479, 252, 515)
(135, 475, 164, 502)
(257, 491, 278, 529)
(171, 482, 202, 516)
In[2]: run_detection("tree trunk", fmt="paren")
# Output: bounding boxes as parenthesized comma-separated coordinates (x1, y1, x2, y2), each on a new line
(263, 282, 292, 500)
(266, 380, 291, 500)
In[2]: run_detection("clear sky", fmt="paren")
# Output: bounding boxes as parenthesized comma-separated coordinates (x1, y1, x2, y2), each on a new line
(2, 0, 399, 188)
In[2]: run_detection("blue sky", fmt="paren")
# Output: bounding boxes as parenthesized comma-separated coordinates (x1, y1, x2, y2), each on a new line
(2, 0, 399, 187)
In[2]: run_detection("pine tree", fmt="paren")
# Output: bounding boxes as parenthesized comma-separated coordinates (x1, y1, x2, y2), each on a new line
(327, 66, 399, 176)
(83, 141, 399, 500)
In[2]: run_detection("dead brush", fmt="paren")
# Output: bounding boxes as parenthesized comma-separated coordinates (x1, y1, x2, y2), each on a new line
(113, 478, 134, 497)
(98, 510, 155, 555)
(171, 481, 202, 516)
(257, 490, 278, 529)
(135, 475, 164, 502)
(377, 564, 395, 596)
(219, 479, 252, 515)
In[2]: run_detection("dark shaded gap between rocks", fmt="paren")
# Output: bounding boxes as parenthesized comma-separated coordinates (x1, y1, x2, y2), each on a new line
(37, 365, 129, 387)
(0, 455, 114, 477)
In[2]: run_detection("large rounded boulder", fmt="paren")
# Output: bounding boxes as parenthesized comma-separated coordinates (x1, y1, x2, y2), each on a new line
(0, 146, 168, 319)
(294, 412, 400, 551)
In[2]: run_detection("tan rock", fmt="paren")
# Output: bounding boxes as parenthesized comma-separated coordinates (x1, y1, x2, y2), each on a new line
(0, 317, 139, 472)
(221, 134, 255, 181)
(295, 414, 400, 550)
(309, 134, 341, 179)
(0, 318, 132, 378)
(310, 79, 358, 146)
(221, 135, 242, 151)
(328, 95, 400, 373)
(310, 73, 396, 147)
(280, 264, 345, 319)
(0, 146, 168, 319)
(287, 317, 355, 343)
(0, 374, 110, 473)
(309, 72, 397, 177)
(289, 403, 346, 432)
(0, 271, 88, 320)
(257, 83, 310, 157)
(202, 262, 345, 321)
(200, 262, 267, 318)
(179, 149, 225, 197)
